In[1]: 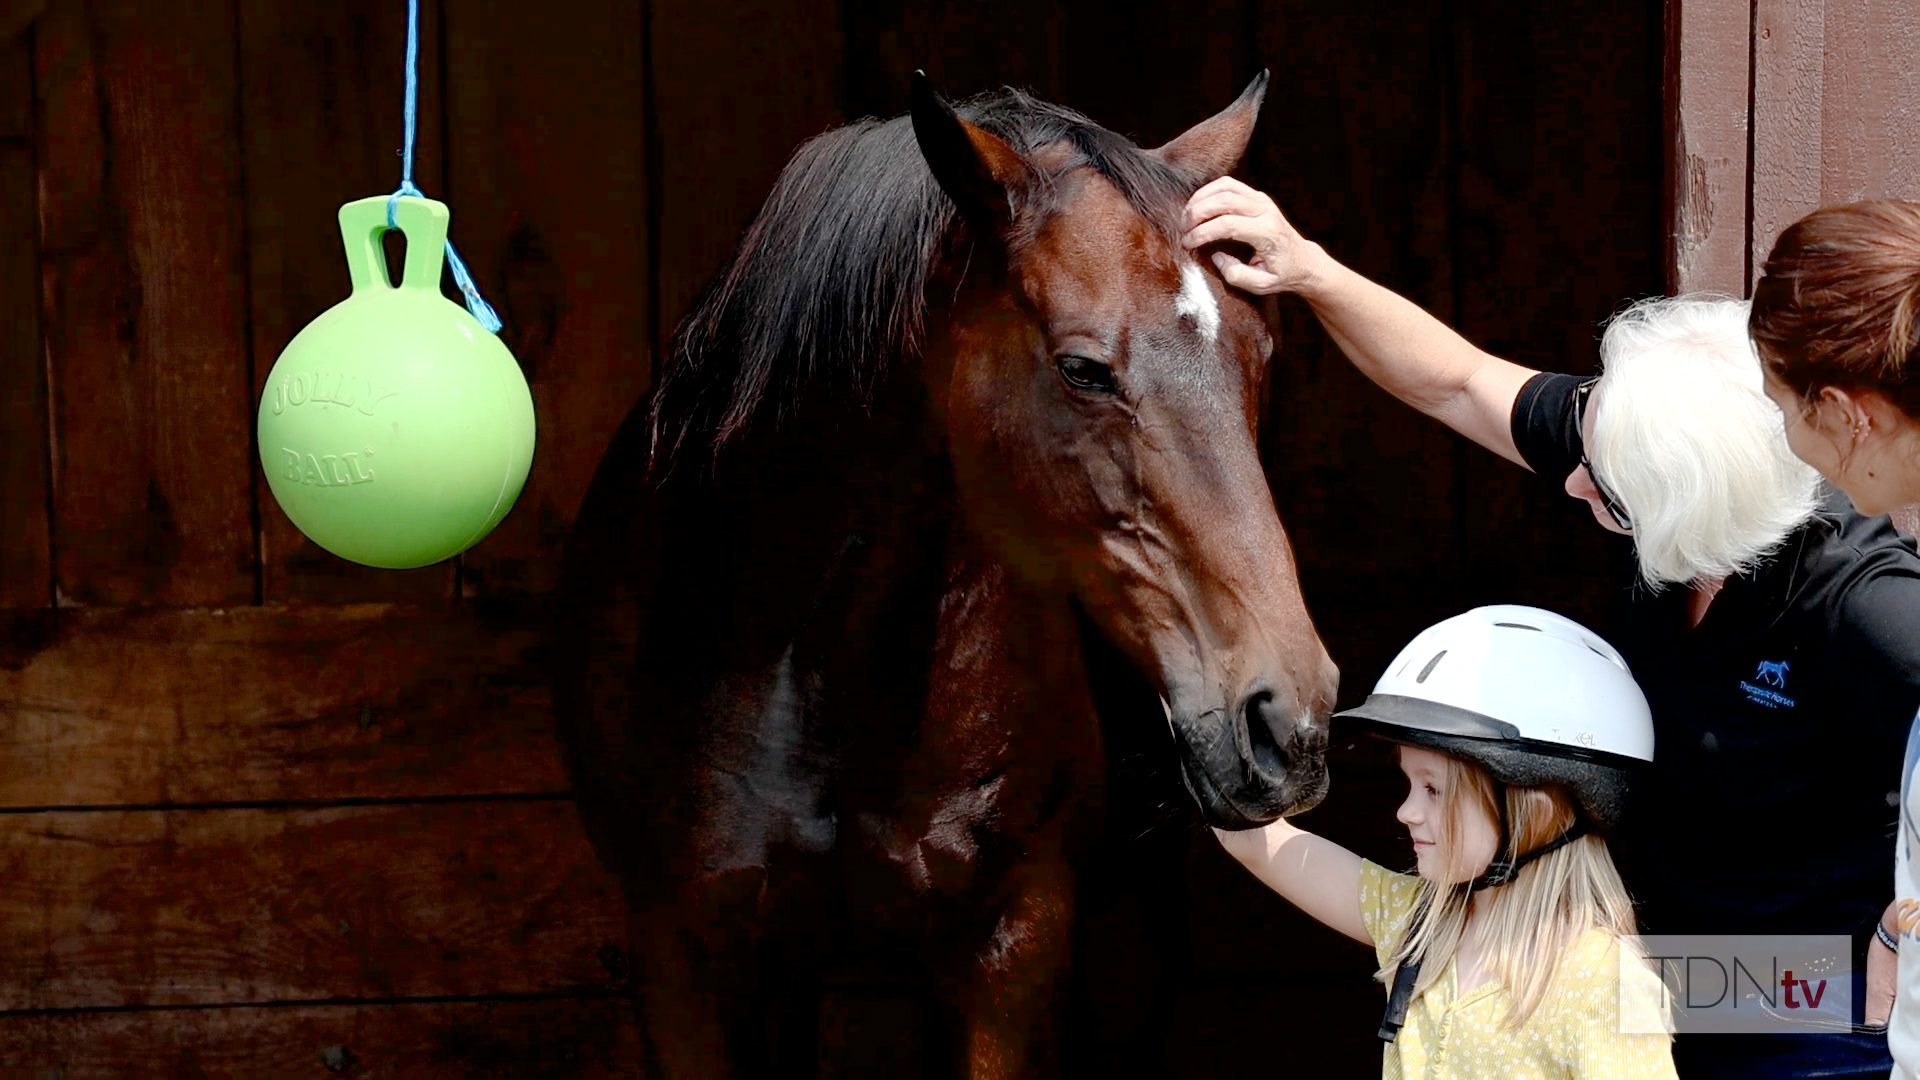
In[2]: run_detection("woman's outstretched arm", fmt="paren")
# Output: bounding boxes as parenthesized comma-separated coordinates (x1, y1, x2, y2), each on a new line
(1183, 176, 1539, 469)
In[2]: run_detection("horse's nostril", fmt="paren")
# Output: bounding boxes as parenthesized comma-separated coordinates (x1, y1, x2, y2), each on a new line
(1242, 689, 1287, 777)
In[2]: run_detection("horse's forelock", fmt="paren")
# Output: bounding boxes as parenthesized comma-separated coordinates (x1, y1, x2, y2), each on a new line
(966, 91, 1203, 240)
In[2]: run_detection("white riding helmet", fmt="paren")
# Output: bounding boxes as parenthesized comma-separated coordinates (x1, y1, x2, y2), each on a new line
(1335, 605, 1654, 829)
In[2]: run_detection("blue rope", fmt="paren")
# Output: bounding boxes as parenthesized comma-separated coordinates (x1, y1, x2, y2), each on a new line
(385, 0, 501, 333)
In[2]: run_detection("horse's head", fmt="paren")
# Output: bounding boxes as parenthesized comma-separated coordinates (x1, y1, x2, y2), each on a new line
(910, 74, 1337, 828)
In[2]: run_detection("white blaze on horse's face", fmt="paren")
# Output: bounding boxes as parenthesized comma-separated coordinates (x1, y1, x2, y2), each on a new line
(1174, 261, 1221, 343)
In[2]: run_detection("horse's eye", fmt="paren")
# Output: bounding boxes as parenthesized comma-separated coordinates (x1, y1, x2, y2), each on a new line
(1057, 355, 1118, 394)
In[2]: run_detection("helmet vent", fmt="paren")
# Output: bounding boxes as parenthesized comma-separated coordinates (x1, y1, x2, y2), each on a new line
(1415, 650, 1448, 683)
(1493, 622, 1541, 631)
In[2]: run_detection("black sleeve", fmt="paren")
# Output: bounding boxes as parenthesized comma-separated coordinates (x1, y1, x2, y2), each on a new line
(1828, 549, 1920, 706)
(1508, 371, 1587, 482)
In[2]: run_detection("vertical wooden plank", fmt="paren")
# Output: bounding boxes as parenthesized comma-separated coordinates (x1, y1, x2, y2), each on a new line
(35, 0, 254, 606)
(0, 19, 31, 134)
(1750, 2, 1920, 274)
(444, 0, 651, 596)
(0, 3, 45, 42)
(1813, 0, 1920, 202)
(653, 0, 845, 343)
(0, 27, 49, 607)
(1665, 0, 1753, 295)
(1054, 0, 1252, 147)
(1250, 4, 1461, 669)
(237, 0, 453, 603)
(841, 0, 1061, 118)
(1452, 0, 1662, 625)
(1750, 0, 1826, 283)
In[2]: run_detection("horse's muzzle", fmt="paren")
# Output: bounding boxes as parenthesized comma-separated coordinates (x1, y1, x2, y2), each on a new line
(1167, 697, 1330, 829)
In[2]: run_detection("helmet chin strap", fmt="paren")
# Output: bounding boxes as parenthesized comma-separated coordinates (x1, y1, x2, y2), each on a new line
(1466, 821, 1588, 890)
(1378, 786, 1590, 1043)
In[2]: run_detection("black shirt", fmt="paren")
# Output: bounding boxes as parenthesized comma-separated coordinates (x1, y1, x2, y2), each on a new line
(1512, 372, 1920, 945)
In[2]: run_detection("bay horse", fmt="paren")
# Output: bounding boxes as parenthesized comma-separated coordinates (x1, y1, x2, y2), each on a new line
(555, 71, 1339, 1077)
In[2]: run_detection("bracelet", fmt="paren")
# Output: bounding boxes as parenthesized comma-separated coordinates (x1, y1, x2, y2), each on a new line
(1877, 920, 1901, 953)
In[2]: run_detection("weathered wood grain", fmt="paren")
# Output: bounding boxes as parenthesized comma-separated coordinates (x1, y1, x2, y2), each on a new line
(34, 0, 255, 606)
(0, 29, 48, 608)
(237, 0, 455, 604)
(442, 0, 652, 597)
(0, 604, 565, 807)
(0, 801, 626, 1010)
(0, 997, 644, 1077)
(1749, 0, 1920, 280)
(1665, 0, 1752, 295)
(1750, 0, 1826, 283)
(1816, 1, 1920, 204)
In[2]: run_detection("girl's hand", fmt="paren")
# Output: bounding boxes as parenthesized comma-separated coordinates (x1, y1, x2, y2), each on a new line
(1181, 176, 1324, 296)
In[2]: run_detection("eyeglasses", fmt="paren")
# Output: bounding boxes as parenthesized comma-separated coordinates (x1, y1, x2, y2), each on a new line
(1574, 380, 1633, 531)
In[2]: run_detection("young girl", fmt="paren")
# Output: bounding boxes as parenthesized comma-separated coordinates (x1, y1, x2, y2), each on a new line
(1216, 605, 1675, 1078)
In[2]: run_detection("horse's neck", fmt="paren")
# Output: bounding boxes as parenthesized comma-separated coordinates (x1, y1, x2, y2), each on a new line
(817, 518, 1108, 895)
(651, 409, 955, 701)
(905, 532, 1104, 794)
(660, 445, 1095, 783)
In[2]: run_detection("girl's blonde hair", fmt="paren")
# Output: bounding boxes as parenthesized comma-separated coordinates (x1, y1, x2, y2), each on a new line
(1378, 753, 1646, 1028)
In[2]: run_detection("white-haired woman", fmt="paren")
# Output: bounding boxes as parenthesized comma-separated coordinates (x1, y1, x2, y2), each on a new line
(1186, 177, 1920, 1079)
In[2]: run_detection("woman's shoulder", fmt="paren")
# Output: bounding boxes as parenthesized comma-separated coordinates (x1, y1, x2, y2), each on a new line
(1802, 494, 1920, 584)
(1803, 503, 1920, 661)
(1753, 495, 1920, 656)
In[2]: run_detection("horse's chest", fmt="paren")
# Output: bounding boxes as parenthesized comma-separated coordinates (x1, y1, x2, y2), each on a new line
(825, 731, 1103, 922)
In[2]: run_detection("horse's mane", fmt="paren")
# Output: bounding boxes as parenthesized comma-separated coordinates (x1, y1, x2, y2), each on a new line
(647, 88, 1205, 473)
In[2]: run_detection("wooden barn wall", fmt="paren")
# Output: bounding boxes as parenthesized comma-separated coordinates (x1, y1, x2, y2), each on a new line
(0, 1, 1666, 1075)
(1669, 0, 1920, 296)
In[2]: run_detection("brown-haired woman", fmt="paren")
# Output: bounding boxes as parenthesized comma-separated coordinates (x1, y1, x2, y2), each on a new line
(1753, 200, 1920, 1079)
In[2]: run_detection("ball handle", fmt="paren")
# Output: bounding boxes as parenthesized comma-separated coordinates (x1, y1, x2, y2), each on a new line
(337, 195, 451, 296)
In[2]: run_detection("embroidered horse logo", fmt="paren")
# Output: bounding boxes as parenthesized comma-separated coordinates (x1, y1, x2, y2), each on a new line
(1755, 660, 1791, 688)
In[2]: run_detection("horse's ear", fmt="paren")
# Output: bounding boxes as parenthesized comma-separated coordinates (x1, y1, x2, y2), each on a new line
(1151, 70, 1269, 180)
(910, 71, 1027, 230)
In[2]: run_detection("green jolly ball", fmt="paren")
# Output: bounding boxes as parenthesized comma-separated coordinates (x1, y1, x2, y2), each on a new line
(258, 196, 535, 569)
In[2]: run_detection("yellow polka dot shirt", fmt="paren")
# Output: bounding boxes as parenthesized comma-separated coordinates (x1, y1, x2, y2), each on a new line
(1359, 860, 1677, 1079)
